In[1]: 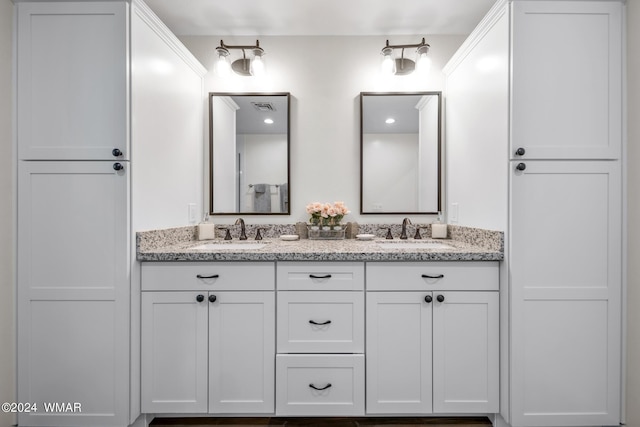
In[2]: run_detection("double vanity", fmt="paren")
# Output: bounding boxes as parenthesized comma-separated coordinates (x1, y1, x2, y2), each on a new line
(138, 224, 502, 418)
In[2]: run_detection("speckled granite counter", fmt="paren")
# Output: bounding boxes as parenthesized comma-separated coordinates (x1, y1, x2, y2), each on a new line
(137, 224, 503, 262)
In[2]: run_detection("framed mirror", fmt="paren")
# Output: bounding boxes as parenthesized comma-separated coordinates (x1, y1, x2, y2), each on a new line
(209, 92, 290, 215)
(360, 92, 442, 214)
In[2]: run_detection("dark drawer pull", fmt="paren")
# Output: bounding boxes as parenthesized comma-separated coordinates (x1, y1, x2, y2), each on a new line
(309, 274, 332, 279)
(309, 383, 332, 391)
(197, 274, 220, 279)
(309, 320, 332, 326)
(421, 274, 444, 279)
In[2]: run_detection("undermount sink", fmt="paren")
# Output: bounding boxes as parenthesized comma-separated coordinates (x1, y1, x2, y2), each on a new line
(191, 242, 268, 251)
(376, 241, 454, 250)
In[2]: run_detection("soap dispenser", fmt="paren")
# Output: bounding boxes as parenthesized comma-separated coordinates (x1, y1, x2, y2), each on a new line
(197, 213, 216, 240)
(431, 212, 447, 239)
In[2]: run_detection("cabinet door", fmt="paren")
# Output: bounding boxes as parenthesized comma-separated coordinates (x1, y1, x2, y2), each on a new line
(141, 292, 208, 413)
(432, 291, 499, 413)
(17, 2, 127, 160)
(209, 291, 275, 413)
(366, 292, 432, 414)
(17, 161, 129, 426)
(510, 161, 621, 426)
(511, 1, 622, 160)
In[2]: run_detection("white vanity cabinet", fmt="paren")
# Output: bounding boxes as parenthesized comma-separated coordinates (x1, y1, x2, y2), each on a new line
(16, 0, 205, 425)
(445, 1, 624, 426)
(141, 263, 276, 415)
(275, 262, 365, 416)
(366, 262, 499, 415)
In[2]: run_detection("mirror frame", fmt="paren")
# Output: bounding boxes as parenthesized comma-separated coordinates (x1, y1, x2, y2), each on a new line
(208, 92, 291, 216)
(359, 91, 442, 215)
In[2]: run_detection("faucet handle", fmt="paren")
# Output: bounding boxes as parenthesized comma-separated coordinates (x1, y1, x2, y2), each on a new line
(218, 227, 232, 240)
(379, 227, 393, 240)
(414, 227, 424, 240)
(255, 228, 266, 241)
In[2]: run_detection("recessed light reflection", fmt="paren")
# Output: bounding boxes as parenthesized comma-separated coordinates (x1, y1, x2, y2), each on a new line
(264, 118, 274, 124)
(385, 118, 395, 124)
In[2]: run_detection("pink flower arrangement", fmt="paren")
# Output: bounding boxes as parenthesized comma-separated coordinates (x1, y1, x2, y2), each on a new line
(306, 201, 351, 226)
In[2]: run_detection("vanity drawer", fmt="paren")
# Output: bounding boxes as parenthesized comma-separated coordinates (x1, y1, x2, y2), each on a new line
(366, 261, 499, 291)
(141, 262, 275, 291)
(277, 291, 364, 353)
(277, 262, 364, 291)
(276, 354, 364, 416)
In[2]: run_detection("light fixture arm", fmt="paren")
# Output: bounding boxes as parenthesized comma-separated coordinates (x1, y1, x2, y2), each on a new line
(218, 39, 264, 54)
(383, 37, 429, 51)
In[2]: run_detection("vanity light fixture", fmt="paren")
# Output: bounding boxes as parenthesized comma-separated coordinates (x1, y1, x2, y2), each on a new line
(380, 38, 431, 76)
(215, 39, 266, 77)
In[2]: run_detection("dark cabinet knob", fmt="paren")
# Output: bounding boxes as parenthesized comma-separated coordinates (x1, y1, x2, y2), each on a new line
(515, 147, 525, 156)
(424, 295, 433, 303)
(112, 148, 123, 157)
(196, 294, 205, 302)
(516, 163, 526, 171)
(113, 162, 124, 171)
(436, 294, 445, 303)
(209, 295, 217, 303)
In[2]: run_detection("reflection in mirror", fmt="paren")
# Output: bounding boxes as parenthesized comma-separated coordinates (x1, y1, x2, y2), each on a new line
(360, 92, 441, 214)
(209, 93, 290, 215)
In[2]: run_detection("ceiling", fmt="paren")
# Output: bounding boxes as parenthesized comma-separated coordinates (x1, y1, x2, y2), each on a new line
(144, 0, 496, 37)
(231, 95, 288, 134)
(363, 94, 426, 134)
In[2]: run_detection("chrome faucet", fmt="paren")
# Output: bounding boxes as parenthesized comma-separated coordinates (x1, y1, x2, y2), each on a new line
(400, 217, 412, 240)
(235, 218, 248, 240)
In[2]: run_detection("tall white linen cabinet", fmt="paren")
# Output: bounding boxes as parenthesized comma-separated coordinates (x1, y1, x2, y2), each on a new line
(445, 1, 624, 426)
(15, 1, 206, 426)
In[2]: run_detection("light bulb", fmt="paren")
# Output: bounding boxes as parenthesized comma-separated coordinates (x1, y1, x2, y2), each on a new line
(415, 47, 431, 75)
(381, 48, 396, 76)
(250, 54, 265, 77)
(215, 49, 231, 77)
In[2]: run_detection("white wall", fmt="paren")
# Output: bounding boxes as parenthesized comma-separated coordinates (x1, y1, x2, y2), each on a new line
(181, 35, 466, 224)
(131, 6, 205, 231)
(418, 95, 440, 212)
(444, 9, 509, 232)
(626, 0, 640, 425)
(0, 2, 14, 427)
(211, 96, 238, 212)
(239, 133, 288, 212)
(363, 133, 419, 212)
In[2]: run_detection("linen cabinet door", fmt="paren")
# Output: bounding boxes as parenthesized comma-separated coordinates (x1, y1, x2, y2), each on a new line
(432, 291, 499, 413)
(141, 292, 208, 414)
(510, 160, 621, 426)
(366, 292, 433, 414)
(17, 1, 127, 160)
(511, 1, 622, 160)
(209, 291, 275, 414)
(17, 161, 129, 427)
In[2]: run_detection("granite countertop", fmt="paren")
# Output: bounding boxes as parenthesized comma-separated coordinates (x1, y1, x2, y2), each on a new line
(137, 226, 503, 262)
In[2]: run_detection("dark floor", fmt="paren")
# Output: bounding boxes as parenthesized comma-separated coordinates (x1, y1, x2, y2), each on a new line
(149, 417, 493, 427)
